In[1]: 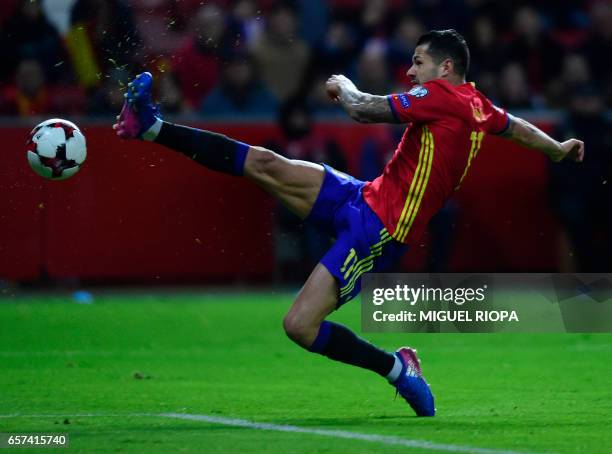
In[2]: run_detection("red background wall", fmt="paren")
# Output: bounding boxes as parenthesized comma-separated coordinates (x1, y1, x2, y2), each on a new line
(0, 122, 561, 282)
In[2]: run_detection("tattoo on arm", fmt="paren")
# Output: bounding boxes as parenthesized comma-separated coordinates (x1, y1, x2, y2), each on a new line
(338, 85, 397, 124)
(500, 114, 562, 159)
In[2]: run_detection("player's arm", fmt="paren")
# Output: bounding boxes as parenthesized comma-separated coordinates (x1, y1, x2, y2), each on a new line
(500, 114, 584, 163)
(325, 74, 397, 124)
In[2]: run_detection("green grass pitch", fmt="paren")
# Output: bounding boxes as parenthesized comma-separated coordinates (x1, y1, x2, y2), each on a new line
(1, 291, 611, 453)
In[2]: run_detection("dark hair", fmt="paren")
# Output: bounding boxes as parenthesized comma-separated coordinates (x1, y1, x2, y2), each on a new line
(416, 29, 470, 76)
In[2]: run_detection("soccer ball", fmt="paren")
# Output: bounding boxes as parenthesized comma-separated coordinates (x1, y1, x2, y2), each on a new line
(26, 118, 87, 180)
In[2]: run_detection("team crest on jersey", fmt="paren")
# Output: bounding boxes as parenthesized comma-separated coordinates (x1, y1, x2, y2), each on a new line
(396, 93, 411, 108)
(408, 85, 429, 98)
(470, 97, 491, 123)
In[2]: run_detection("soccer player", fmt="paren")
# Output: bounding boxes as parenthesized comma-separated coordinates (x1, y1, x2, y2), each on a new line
(114, 29, 584, 417)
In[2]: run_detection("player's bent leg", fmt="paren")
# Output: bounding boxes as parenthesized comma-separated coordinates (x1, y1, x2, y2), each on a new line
(284, 263, 436, 417)
(283, 263, 397, 379)
(282, 263, 338, 347)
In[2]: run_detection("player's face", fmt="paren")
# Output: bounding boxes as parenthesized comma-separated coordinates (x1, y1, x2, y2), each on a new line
(407, 44, 444, 84)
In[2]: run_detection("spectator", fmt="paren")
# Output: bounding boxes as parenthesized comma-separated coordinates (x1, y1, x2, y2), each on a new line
(356, 46, 391, 95)
(467, 15, 503, 78)
(506, 6, 563, 93)
(0, 60, 51, 116)
(131, 0, 191, 57)
(277, 97, 316, 160)
(467, 15, 505, 99)
(200, 53, 277, 118)
(68, 0, 141, 89)
(171, 3, 231, 110)
(298, 0, 328, 47)
(359, 0, 392, 39)
(497, 62, 535, 110)
(0, 0, 69, 83)
(157, 71, 189, 114)
(387, 16, 424, 86)
(581, 1, 612, 103)
(251, 3, 310, 102)
(550, 84, 612, 271)
(87, 68, 130, 115)
(313, 19, 360, 76)
(546, 53, 592, 108)
(231, 0, 264, 47)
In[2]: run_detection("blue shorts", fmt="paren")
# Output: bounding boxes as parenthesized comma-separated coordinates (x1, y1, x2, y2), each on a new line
(307, 165, 408, 307)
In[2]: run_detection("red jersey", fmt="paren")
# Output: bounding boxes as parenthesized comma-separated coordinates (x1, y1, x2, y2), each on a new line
(362, 79, 509, 245)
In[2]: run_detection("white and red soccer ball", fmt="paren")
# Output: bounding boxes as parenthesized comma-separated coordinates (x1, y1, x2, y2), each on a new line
(26, 118, 87, 180)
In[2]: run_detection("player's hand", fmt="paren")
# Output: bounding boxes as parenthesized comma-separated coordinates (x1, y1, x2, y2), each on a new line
(553, 139, 585, 163)
(325, 74, 356, 102)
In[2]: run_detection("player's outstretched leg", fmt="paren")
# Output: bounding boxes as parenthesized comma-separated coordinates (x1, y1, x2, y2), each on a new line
(113, 72, 324, 219)
(114, 72, 249, 176)
(284, 263, 435, 416)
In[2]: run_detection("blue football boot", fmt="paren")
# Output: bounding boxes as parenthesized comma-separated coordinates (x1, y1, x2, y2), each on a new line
(113, 72, 161, 139)
(392, 347, 436, 416)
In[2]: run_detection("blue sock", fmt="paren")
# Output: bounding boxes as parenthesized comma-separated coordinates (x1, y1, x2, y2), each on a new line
(308, 321, 395, 377)
(155, 121, 249, 176)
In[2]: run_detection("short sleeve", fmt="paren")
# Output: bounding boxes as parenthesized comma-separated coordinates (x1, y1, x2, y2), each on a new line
(477, 95, 510, 135)
(387, 82, 447, 124)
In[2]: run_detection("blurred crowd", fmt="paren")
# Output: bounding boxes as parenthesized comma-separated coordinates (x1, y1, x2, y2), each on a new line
(1, 0, 611, 119)
(1, 0, 610, 276)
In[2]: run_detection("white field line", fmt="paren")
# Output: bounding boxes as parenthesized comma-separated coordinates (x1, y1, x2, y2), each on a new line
(161, 412, 539, 454)
(0, 412, 544, 454)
